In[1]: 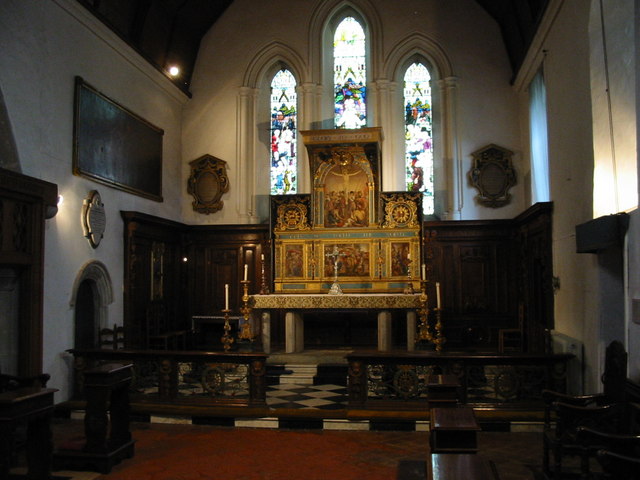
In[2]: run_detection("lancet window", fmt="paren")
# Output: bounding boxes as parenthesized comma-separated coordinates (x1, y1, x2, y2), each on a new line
(270, 69, 298, 195)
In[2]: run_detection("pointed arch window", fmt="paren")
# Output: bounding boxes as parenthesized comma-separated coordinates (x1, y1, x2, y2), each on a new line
(270, 69, 298, 195)
(404, 62, 433, 214)
(333, 16, 366, 129)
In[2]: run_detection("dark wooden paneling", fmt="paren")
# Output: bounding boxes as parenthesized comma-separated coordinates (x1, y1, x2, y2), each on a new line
(122, 203, 552, 353)
(424, 202, 553, 352)
(122, 212, 270, 349)
(0, 168, 57, 376)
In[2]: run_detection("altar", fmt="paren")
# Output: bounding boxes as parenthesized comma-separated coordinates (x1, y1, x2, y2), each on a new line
(249, 128, 442, 354)
(250, 293, 423, 353)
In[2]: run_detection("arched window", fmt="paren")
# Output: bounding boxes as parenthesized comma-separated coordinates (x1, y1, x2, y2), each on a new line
(403, 62, 433, 214)
(270, 69, 297, 195)
(333, 16, 366, 129)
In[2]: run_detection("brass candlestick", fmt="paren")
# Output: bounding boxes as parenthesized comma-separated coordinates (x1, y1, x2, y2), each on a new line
(415, 281, 446, 352)
(238, 280, 254, 341)
(259, 256, 269, 295)
(221, 308, 234, 352)
(403, 257, 414, 294)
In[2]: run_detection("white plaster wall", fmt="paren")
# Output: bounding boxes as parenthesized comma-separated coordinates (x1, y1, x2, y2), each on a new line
(517, 1, 597, 391)
(545, 1, 600, 392)
(0, 0, 187, 401)
(182, 0, 524, 225)
(590, 0, 637, 217)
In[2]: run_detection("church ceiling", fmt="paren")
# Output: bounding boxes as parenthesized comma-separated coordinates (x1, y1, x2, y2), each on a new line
(77, 0, 548, 93)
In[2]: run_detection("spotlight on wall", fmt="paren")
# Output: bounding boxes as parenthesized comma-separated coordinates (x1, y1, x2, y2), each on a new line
(57, 195, 64, 206)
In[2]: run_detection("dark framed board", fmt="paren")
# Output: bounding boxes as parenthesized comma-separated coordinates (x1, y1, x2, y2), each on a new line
(73, 76, 164, 201)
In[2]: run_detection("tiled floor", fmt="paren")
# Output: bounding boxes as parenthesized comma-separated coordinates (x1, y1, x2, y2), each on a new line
(266, 383, 348, 409)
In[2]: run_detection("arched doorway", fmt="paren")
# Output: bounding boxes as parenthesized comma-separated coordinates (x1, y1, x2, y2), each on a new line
(71, 261, 114, 349)
(74, 279, 97, 348)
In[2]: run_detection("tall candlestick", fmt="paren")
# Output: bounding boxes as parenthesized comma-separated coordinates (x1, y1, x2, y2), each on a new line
(436, 282, 441, 309)
(225, 284, 229, 310)
(421, 264, 426, 281)
(244, 264, 248, 281)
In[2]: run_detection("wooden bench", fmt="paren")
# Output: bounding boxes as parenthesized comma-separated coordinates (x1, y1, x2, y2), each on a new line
(430, 406, 481, 453)
(429, 454, 500, 480)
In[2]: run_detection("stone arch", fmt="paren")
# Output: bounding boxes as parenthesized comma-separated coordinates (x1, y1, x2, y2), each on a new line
(382, 33, 461, 219)
(70, 261, 114, 348)
(243, 41, 307, 89)
(384, 32, 454, 81)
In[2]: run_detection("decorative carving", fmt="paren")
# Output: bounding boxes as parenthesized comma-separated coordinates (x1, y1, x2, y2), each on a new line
(381, 192, 421, 228)
(13, 202, 27, 252)
(82, 190, 106, 248)
(151, 242, 164, 300)
(469, 144, 516, 208)
(187, 154, 229, 214)
(272, 196, 310, 231)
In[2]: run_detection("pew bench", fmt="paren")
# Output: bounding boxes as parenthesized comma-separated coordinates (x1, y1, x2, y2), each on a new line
(430, 406, 481, 454)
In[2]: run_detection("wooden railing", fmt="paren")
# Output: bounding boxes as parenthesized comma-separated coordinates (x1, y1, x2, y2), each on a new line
(346, 351, 575, 409)
(68, 349, 267, 407)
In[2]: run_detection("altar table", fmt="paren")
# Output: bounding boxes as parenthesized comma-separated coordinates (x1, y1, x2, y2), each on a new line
(249, 294, 423, 353)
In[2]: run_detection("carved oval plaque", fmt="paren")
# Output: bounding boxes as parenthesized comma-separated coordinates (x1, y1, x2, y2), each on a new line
(82, 190, 106, 248)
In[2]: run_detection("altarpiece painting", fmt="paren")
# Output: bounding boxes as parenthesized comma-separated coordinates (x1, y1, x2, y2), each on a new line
(271, 128, 422, 293)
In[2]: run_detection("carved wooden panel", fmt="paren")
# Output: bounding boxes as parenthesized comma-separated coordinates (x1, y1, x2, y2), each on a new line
(424, 202, 553, 352)
(0, 168, 57, 376)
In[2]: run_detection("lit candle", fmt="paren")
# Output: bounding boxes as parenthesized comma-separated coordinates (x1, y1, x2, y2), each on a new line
(225, 284, 229, 310)
(407, 252, 411, 260)
(436, 282, 441, 309)
(244, 264, 248, 281)
(261, 254, 265, 261)
(421, 264, 426, 281)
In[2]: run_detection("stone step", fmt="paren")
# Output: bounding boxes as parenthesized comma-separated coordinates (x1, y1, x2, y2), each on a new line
(279, 364, 318, 384)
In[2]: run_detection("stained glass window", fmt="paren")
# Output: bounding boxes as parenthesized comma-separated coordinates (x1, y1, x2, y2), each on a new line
(404, 63, 433, 215)
(270, 69, 297, 195)
(334, 17, 366, 129)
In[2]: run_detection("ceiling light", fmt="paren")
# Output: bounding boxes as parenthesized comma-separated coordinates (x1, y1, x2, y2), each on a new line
(168, 66, 180, 77)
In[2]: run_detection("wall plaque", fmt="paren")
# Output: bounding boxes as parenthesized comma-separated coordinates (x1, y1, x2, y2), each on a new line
(469, 144, 516, 208)
(187, 154, 229, 214)
(82, 190, 106, 248)
(73, 77, 163, 201)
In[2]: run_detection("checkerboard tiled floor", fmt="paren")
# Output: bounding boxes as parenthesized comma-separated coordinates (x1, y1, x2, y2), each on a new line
(266, 383, 348, 410)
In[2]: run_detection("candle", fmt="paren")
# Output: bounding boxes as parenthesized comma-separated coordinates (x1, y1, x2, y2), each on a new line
(244, 264, 248, 281)
(436, 282, 441, 309)
(225, 284, 229, 310)
(407, 252, 411, 260)
(261, 254, 264, 261)
(421, 264, 426, 281)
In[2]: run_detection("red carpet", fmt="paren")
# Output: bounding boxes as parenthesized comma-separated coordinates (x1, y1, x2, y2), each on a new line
(97, 423, 428, 480)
